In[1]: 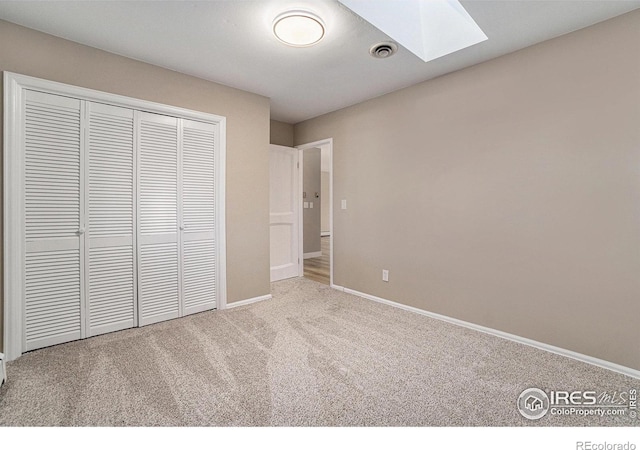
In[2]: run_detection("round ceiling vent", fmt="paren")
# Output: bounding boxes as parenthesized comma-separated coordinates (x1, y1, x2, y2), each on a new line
(370, 42, 398, 59)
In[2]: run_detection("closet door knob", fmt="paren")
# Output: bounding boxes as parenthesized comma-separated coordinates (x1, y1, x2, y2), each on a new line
(78, 227, 86, 235)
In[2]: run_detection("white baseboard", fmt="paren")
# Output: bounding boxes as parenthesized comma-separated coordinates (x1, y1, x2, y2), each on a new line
(226, 294, 272, 309)
(336, 286, 640, 380)
(304, 251, 322, 259)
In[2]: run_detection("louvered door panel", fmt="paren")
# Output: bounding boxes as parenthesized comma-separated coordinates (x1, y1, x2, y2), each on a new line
(139, 243, 179, 318)
(88, 247, 134, 332)
(24, 90, 83, 350)
(86, 103, 136, 336)
(183, 240, 216, 312)
(181, 119, 217, 315)
(25, 250, 81, 348)
(183, 124, 215, 233)
(137, 112, 180, 325)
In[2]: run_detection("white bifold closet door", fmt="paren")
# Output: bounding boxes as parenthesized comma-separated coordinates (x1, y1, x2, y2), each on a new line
(137, 114, 218, 325)
(137, 112, 181, 326)
(23, 91, 137, 351)
(21, 88, 218, 352)
(181, 119, 218, 315)
(24, 90, 84, 351)
(86, 102, 136, 336)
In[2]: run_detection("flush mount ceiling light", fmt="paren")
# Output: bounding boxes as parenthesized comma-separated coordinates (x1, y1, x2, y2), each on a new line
(273, 10, 325, 47)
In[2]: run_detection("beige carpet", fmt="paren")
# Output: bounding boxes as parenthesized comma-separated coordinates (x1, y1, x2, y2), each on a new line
(0, 277, 638, 426)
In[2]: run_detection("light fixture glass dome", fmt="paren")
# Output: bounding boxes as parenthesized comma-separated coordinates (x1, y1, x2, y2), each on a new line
(273, 11, 325, 47)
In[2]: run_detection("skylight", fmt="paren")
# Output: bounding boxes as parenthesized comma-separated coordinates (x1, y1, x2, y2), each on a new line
(338, 0, 488, 62)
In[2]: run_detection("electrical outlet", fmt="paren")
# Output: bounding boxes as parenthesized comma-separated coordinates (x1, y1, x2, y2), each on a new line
(382, 269, 389, 282)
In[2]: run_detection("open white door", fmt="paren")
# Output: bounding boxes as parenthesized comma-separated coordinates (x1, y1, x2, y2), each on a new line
(269, 144, 300, 282)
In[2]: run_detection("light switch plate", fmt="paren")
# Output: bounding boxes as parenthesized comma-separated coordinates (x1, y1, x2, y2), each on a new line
(310, 202, 313, 208)
(304, 202, 309, 209)
(341, 199, 347, 210)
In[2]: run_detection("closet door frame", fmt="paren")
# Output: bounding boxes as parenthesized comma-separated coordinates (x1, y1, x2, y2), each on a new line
(3, 72, 227, 361)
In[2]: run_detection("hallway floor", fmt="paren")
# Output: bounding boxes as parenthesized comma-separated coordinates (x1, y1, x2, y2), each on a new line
(303, 236, 330, 285)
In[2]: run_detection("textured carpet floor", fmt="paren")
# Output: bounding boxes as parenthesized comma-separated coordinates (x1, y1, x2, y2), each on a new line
(0, 277, 638, 426)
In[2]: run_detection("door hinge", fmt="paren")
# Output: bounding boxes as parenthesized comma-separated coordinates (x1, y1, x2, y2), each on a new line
(297, 162, 299, 169)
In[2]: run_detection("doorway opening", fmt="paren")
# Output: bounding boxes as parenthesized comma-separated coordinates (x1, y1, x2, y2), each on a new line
(297, 139, 333, 286)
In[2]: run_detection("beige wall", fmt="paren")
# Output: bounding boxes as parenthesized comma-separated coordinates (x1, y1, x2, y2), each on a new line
(0, 20, 272, 351)
(295, 11, 640, 370)
(270, 120, 294, 147)
(303, 148, 322, 254)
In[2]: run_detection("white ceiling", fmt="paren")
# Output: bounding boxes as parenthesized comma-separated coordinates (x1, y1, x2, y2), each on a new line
(1, 0, 639, 123)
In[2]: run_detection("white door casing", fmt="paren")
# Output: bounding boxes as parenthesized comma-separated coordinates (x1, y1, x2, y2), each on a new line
(269, 144, 300, 282)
